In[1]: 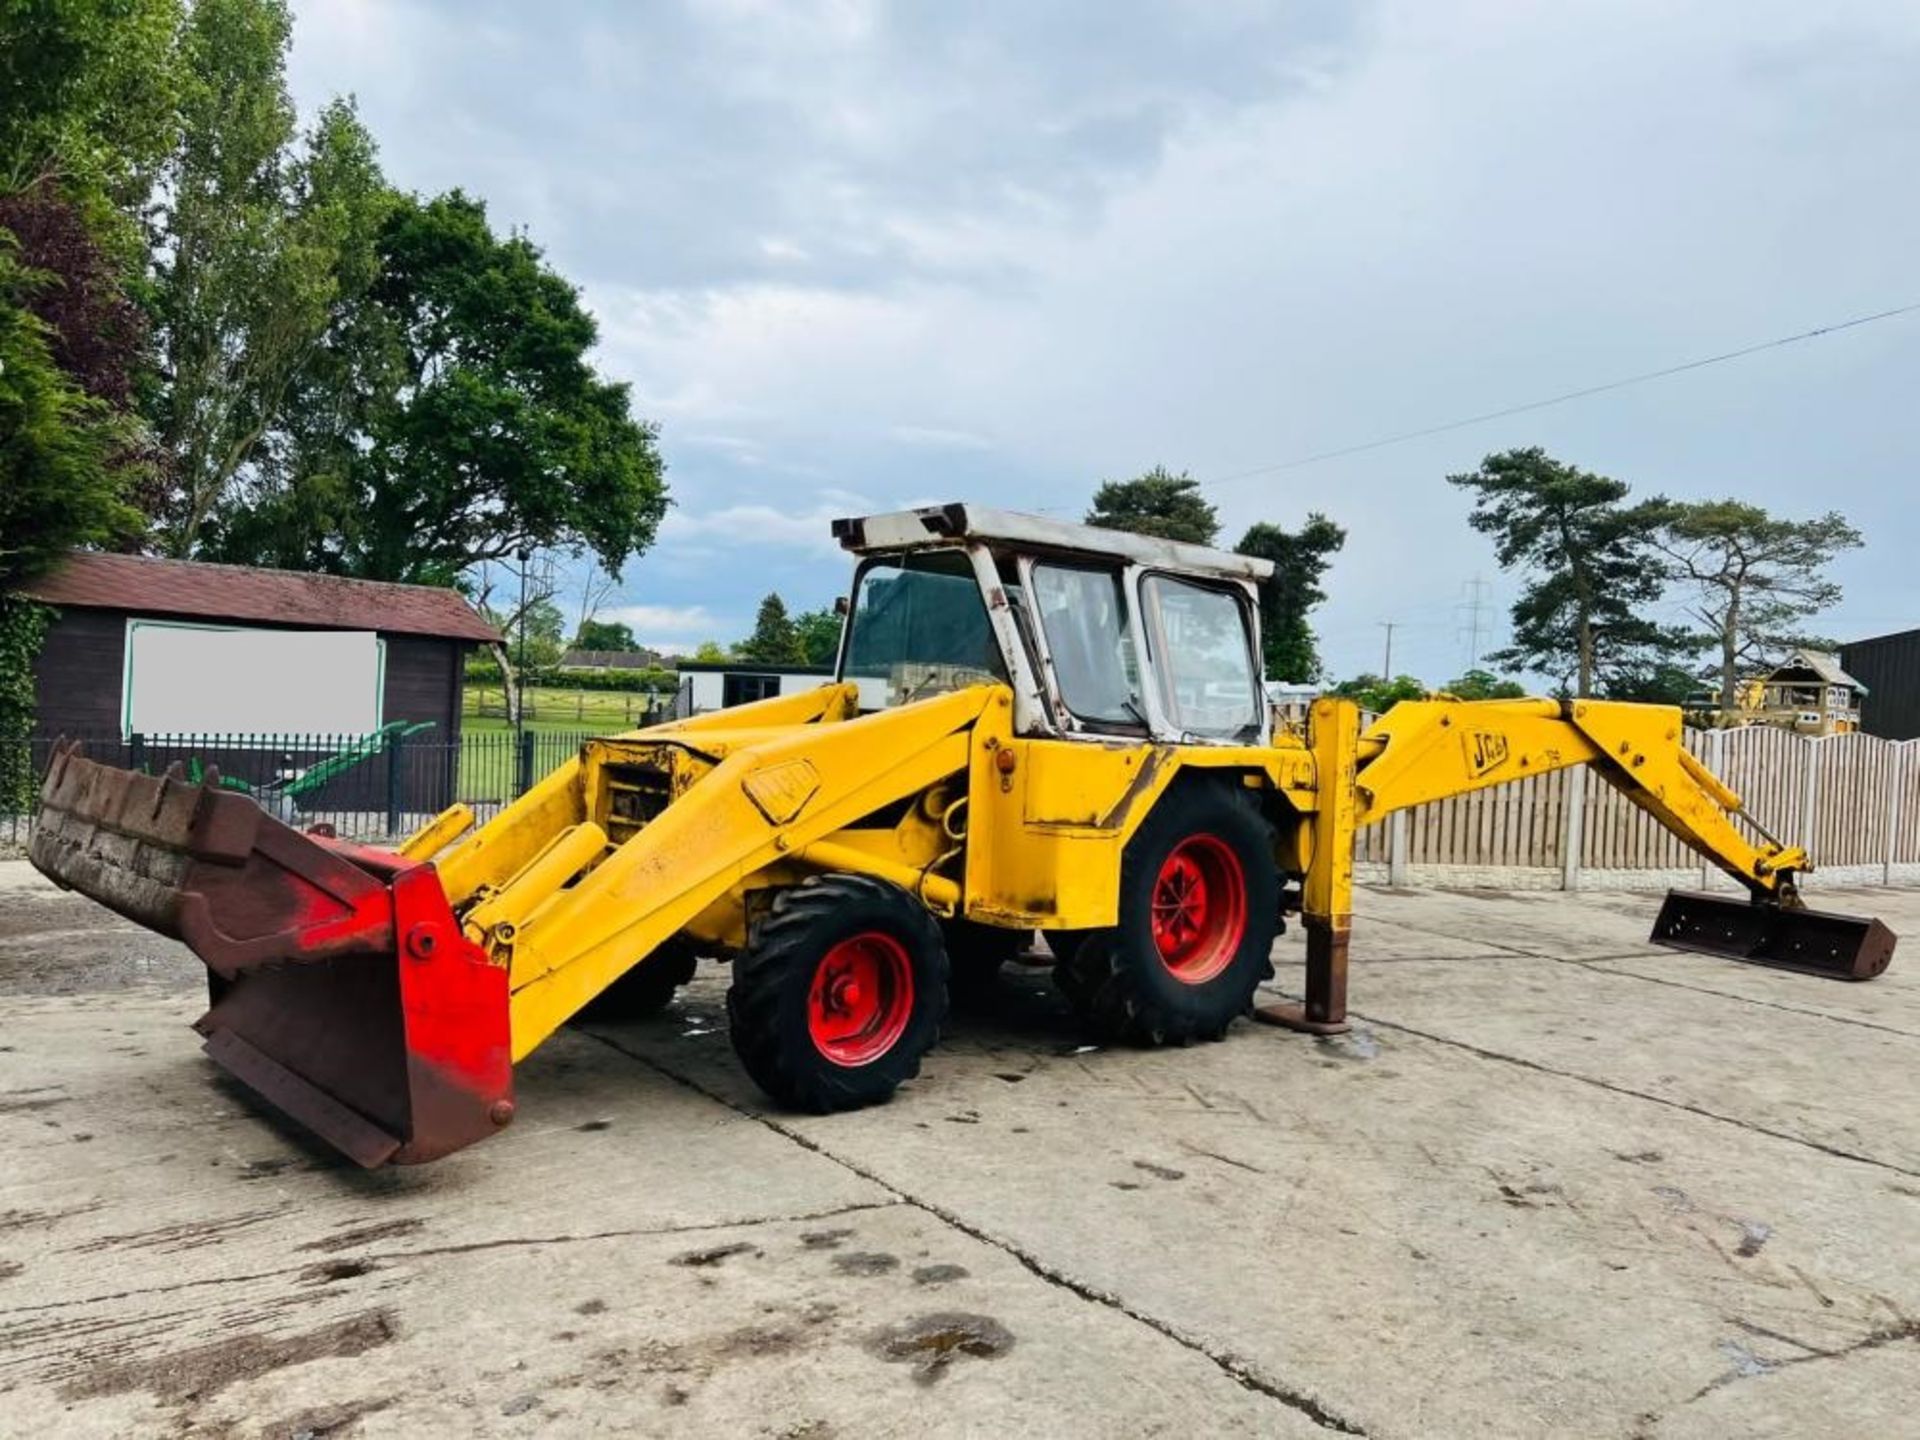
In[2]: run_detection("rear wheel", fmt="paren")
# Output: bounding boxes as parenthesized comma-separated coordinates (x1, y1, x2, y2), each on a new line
(728, 874, 949, 1112)
(576, 939, 698, 1021)
(1055, 783, 1278, 1045)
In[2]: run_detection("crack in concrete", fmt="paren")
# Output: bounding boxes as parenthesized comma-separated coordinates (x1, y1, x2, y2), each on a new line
(583, 1029, 1371, 1436)
(1256, 984, 1920, 1181)
(1683, 1317, 1920, 1405)
(0, 1199, 901, 1319)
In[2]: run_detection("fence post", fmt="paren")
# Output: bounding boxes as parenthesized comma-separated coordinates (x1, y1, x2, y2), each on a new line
(516, 729, 536, 797)
(386, 727, 407, 837)
(1561, 764, 1586, 891)
(128, 732, 146, 773)
(1887, 741, 1908, 888)
(1388, 809, 1409, 888)
(1801, 736, 1820, 875)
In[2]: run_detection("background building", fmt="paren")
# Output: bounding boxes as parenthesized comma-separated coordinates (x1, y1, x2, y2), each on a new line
(1841, 628, 1920, 740)
(14, 553, 499, 811)
(675, 659, 833, 714)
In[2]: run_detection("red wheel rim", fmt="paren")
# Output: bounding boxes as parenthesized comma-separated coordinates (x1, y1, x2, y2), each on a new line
(1150, 834, 1247, 984)
(808, 931, 915, 1067)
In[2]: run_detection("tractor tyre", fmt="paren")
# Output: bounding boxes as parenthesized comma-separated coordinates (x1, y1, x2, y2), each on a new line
(728, 874, 949, 1112)
(1056, 783, 1278, 1045)
(576, 939, 699, 1021)
(940, 917, 1030, 998)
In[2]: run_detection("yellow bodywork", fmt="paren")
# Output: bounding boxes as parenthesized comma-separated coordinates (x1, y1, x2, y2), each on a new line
(407, 685, 1806, 1064)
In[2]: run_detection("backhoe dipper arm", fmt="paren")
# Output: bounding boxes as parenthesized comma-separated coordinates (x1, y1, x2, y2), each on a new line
(1257, 695, 1849, 1042)
(1348, 697, 1808, 897)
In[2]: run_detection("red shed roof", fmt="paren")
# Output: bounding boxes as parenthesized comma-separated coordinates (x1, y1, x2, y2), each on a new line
(18, 552, 501, 643)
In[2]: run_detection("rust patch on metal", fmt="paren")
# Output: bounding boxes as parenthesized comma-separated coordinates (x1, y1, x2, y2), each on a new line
(1095, 746, 1173, 831)
(1256, 914, 1351, 1035)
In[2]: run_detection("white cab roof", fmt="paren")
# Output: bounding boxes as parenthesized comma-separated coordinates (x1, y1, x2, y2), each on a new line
(832, 503, 1273, 583)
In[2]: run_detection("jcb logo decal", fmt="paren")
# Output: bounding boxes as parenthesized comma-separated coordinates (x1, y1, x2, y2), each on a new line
(1466, 731, 1509, 777)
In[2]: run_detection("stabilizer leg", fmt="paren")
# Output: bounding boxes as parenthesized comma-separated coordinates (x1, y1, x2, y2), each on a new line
(1258, 696, 1356, 1036)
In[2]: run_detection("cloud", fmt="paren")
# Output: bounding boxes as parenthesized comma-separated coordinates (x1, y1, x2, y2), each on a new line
(890, 425, 994, 451)
(659, 500, 869, 556)
(598, 602, 727, 649)
(290, 0, 1920, 684)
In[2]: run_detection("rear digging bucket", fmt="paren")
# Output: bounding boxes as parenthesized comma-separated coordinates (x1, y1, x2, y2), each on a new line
(1650, 889, 1896, 981)
(29, 742, 513, 1164)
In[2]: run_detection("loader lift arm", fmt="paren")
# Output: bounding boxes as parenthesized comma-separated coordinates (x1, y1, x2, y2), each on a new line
(1260, 695, 1890, 1038)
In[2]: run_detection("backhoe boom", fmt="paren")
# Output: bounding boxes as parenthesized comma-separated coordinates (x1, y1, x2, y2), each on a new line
(1351, 697, 1806, 896)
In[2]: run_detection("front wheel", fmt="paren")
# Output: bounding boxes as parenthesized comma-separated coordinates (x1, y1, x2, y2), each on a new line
(1055, 782, 1278, 1045)
(728, 874, 949, 1112)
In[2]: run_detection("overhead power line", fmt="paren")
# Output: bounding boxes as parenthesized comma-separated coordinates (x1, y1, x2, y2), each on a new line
(1205, 298, 1920, 488)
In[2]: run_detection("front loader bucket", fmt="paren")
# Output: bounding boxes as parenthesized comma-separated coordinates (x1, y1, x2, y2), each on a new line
(29, 743, 513, 1165)
(1650, 889, 1896, 981)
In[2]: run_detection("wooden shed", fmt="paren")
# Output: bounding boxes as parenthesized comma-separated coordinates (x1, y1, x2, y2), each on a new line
(17, 552, 499, 745)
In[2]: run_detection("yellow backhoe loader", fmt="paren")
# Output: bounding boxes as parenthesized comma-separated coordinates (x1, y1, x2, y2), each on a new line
(30, 505, 1897, 1166)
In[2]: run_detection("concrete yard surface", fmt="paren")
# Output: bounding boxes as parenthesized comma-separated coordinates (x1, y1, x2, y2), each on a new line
(1, 861, 1917, 1438)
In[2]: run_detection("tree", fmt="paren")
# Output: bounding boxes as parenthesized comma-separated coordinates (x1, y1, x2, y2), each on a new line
(792, 606, 844, 666)
(0, 244, 143, 802)
(1449, 448, 1690, 696)
(0, 0, 182, 222)
(0, 183, 148, 410)
(1086, 466, 1219, 545)
(1234, 514, 1345, 681)
(575, 618, 638, 652)
(0, 181, 158, 522)
(1601, 661, 1701, 707)
(206, 189, 668, 585)
(1442, 668, 1528, 700)
(738, 593, 806, 665)
(482, 596, 564, 671)
(148, 0, 393, 555)
(1644, 500, 1864, 711)
(691, 640, 731, 664)
(1329, 674, 1426, 713)
(0, 247, 141, 585)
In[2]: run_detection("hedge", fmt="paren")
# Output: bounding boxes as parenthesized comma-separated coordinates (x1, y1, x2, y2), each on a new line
(464, 661, 678, 694)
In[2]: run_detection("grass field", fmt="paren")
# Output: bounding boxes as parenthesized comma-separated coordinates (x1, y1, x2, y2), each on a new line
(461, 682, 669, 736)
(457, 683, 674, 799)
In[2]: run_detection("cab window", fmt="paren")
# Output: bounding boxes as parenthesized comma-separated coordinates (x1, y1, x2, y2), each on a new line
(1142, 575, 1260, 741)
(842, 550, 1006, 708)
(1031, 563, 1144, 729)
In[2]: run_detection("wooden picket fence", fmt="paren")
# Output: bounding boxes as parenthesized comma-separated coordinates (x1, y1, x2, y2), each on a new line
(1356, 724, 1920, 891)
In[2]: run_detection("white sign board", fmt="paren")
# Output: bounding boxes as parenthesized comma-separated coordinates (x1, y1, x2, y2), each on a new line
(124, 621, 385, 737)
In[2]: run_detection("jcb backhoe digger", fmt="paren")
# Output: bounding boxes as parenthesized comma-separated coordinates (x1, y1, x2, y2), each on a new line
(30, 505, 1897, 1166)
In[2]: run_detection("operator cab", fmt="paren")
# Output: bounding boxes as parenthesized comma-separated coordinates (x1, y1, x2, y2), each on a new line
(831, 503, 1272, 747)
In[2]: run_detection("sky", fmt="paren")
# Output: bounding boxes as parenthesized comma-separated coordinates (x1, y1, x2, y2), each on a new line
(287, 0, 1920, 680)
